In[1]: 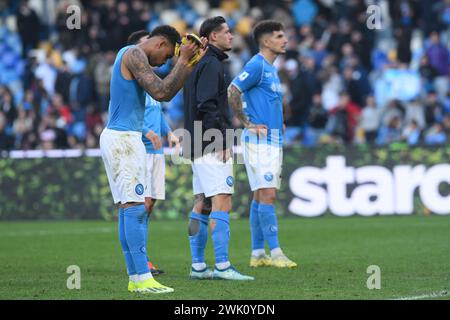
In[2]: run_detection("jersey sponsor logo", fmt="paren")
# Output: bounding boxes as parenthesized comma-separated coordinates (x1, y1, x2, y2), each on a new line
(238, 71, 249, 81)
(270, 82, 283, 93)
(226, 176, 234, 187)
(264, 172, 274, 182)
(265, 72, 273, 78)
(135, 183, 144, 195)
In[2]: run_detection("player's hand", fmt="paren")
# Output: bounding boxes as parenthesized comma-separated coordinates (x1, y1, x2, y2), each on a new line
(217, 149, 232, 163)
(178, 35, 208, 67)
(168, 131, 180, 155)
(191, 37, 208, 65)
(248, 123, 268, 137)
(145, 130, 162, 150)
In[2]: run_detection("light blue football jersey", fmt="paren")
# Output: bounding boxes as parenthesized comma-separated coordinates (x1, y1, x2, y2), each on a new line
(142, 94, 171, 154)
(231, 53, 284, 147)
(106, 45, 146, 132)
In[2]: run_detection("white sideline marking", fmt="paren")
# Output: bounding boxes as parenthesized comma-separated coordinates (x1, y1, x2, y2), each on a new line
(392, 291, 449, 300)
(0, 227, 114, 237)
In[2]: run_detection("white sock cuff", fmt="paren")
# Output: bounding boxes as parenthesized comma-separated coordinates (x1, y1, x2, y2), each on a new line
(271, 248, 283, 256)
(252, 249, 266, 257)
(129, 275, 139, 282)
(138, 272, 153, 282)
(216, 261, 231, 270)
(192, 263, 207, 271)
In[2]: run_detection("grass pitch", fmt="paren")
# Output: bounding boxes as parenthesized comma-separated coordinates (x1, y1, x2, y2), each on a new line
(0, 216, 449, 300)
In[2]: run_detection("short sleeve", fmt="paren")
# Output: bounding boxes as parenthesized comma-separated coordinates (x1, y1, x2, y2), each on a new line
(231, 58, 263, 92)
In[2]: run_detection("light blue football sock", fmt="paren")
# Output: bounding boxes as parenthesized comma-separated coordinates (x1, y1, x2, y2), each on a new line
(143, 212, 150, 262)
(118, 208, 136, 276)
(123, 205, 150, 275)
(250, 200, 265, 251)
(188, 212, 209, 267)
(209, 211, 230, 266)
(258, 203, 280, 250)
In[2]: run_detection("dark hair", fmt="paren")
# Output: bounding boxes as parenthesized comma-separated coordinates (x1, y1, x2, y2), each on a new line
(149, 25, 181, 47)
(199, 16, 226, 39)
(127, 30, 150, 45)
(253, 20, 284, 45)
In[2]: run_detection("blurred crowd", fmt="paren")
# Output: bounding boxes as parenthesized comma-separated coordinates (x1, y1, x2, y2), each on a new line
(1, 0, 450, 151)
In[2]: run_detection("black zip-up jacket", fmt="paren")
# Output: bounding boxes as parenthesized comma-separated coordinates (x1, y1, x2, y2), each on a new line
(182, 45, 232, 160)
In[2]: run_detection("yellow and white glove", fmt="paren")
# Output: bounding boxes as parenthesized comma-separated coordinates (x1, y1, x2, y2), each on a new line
(174, 33, 203, 67)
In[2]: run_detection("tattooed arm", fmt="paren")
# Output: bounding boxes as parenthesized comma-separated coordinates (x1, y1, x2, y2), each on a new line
(123, 46, 193, 102)
(227, 84, 250, 128)
(228, 84, 268, 134)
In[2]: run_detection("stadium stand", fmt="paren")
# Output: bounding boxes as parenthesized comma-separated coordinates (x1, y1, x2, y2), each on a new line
(1, 0, 450, 151)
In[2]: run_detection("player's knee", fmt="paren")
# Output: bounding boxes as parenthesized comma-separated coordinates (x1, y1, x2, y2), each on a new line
(201, 207, 212, 215)
(221, 202, 232, 212)
(193, 203, 207, 214)
(259, 190, 276, 204)
(193, 194, 209, 214)
(202, 197, 212, 213)
(212, 194, 232, 212)
(192, 196, 212, 214)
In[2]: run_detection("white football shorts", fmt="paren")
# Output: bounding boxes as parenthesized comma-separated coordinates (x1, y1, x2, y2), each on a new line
(242, 141, 283, 191)
(100, 128, 150, 204)
(192, 152, 234, 198)
(146, 153, 166, 200)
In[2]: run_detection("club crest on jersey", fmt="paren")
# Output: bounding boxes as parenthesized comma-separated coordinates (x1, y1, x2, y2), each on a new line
(264, 172, 274, 182)
(226, 176, 234, 187)
(135, 183, 144, 195)
(239, 71, 249, 81)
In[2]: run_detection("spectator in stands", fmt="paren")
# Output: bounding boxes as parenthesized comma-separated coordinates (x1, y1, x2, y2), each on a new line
(16, 0, 40, 58)
(326, 91, 361, 143)
(38, 113, 68, 150)
(288, 54, 320, 127)
(425, 123, 447, 145)
(49, 93, 73, 129)
(55, 61, 73, 104)
(1, 0, 450, 150)
(401, 119, 421, 145)
(381, 100, 405, 129)
(92, 51, 115, 112)
(419, 55, 438, 92)
(358, 95, 380, 144)
(424, 91, 445, 127)
(426, 31, 449, 77)
(376, 116, 402, 146)
(0, 111, 14, 150)
(404, 98, 426, 130)
(305, 93, 328, 146)
(0, 87, 17, 126)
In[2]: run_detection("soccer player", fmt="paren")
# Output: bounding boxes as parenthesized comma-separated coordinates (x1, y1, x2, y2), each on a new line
(127, 30, 182, 276)
(228, 20, 297, 268)
(100, 25, 206, 294)
(183, 16, 254, 281)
